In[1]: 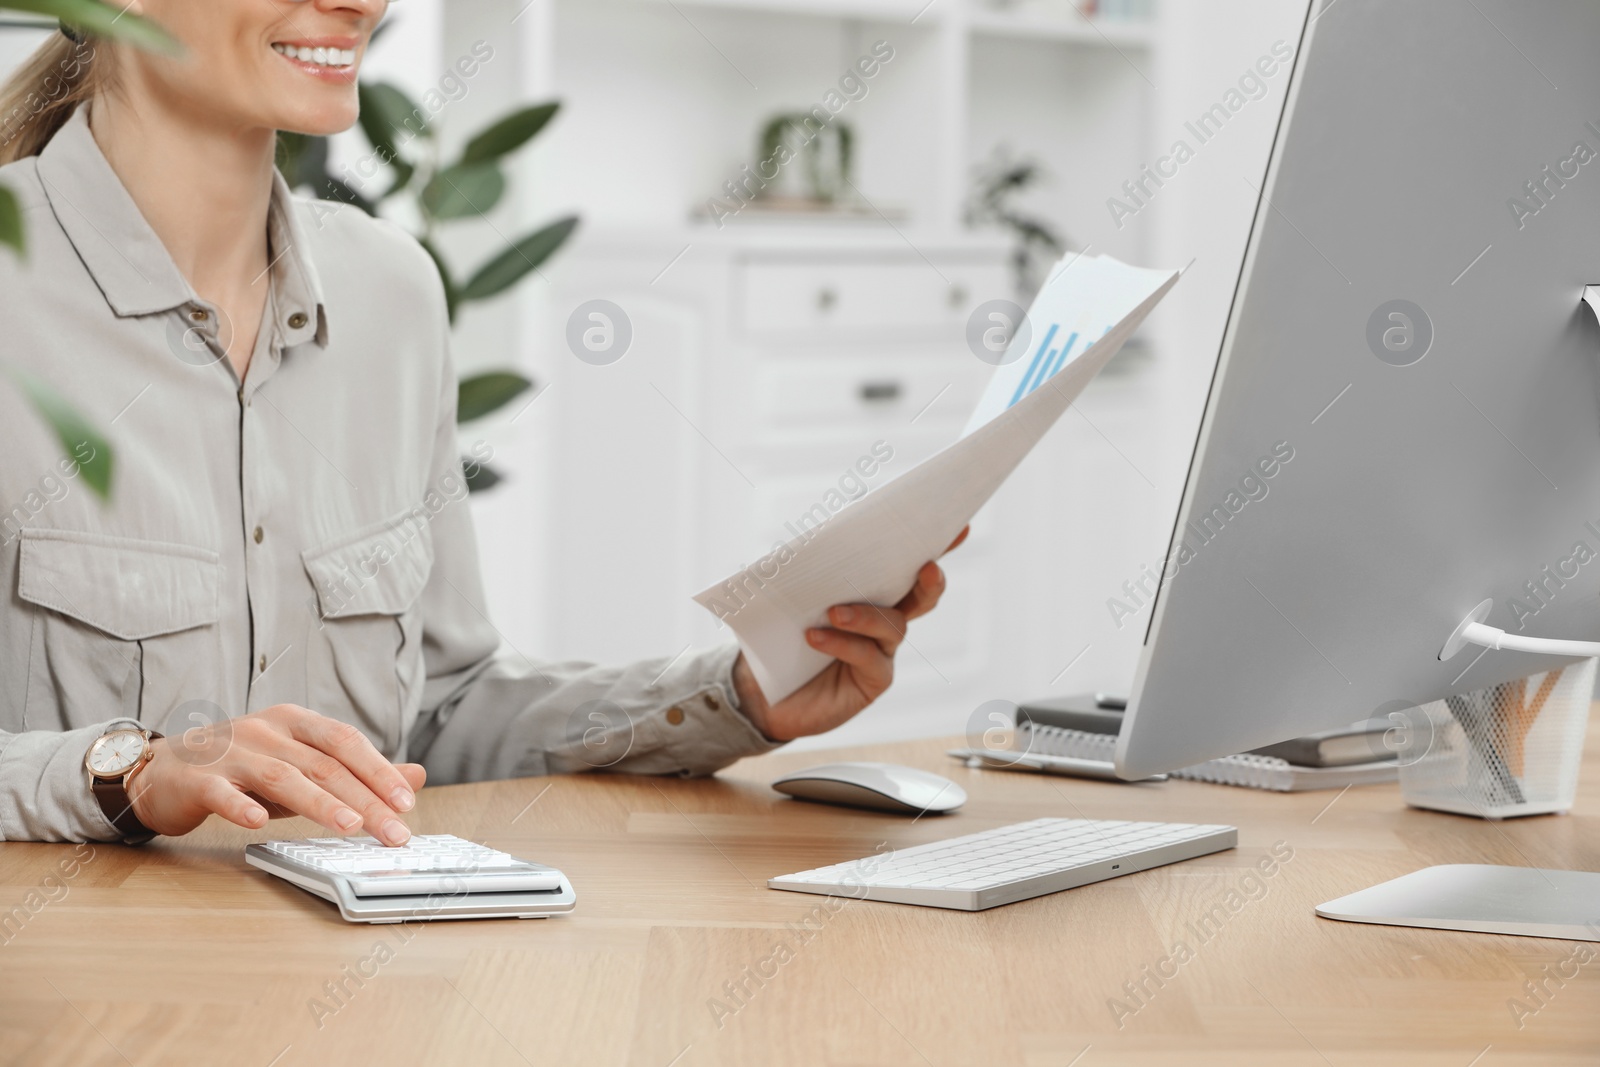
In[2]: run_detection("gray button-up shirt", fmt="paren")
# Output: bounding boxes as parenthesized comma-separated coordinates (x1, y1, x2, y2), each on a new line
(0, 106, 778, 842)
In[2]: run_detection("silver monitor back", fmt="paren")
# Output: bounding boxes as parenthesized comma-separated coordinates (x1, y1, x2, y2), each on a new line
(1118, 0, 1600, 778)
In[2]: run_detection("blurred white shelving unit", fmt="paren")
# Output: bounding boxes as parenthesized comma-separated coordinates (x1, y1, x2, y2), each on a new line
(445, 0, 1169, 747)
(634, 0, 933, 18)
(510, 0, 1156, 248)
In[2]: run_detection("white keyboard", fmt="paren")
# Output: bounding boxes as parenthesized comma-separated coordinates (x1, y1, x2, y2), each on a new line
(769, 818, 1236, 911)
(246, 834, 576, 923)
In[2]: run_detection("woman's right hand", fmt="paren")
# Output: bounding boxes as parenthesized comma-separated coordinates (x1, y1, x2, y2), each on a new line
(126, 704, 426, 846)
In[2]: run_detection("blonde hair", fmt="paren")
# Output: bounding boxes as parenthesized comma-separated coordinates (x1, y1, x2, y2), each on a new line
(0, 32, 113, 165)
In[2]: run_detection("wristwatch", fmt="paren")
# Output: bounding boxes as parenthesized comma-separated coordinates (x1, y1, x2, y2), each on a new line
(85, 726, 163, 844)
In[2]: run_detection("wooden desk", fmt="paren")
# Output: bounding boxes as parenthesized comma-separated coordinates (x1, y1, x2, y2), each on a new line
(3, 722, 1598, 1066)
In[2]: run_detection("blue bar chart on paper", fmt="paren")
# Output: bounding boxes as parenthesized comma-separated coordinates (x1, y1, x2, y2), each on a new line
(962, 254, 1171, 437)
(1006, 325, 1119, 409)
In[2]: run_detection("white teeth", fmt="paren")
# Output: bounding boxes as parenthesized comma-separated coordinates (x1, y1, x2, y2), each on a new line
(271, 42, 356, 69)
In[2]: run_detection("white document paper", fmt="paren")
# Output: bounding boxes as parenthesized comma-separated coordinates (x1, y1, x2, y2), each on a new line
(694, 253, 1181, 703)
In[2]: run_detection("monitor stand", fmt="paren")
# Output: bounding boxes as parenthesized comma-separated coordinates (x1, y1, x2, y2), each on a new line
(1316, 865, 1600, 941)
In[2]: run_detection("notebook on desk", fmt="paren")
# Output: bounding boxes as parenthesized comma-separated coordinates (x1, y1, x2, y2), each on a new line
(1015, 694, 1398, 792)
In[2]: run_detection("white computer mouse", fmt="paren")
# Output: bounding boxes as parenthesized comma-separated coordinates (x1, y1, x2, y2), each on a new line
(771, 761, 966, 815)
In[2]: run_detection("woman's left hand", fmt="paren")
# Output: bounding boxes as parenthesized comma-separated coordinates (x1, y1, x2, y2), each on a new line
(730, 527, 969, 741)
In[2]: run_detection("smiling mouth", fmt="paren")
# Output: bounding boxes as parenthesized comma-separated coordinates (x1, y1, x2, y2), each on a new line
(271, 42, 357, 70)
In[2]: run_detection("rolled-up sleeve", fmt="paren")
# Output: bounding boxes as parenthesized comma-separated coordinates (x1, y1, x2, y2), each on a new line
(410, 641, 782, 784)
(0, 718, 141, 842)
(404, 278, 783, 786)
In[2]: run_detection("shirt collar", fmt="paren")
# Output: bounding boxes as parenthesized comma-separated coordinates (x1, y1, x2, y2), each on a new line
(36, 104, 329, 349)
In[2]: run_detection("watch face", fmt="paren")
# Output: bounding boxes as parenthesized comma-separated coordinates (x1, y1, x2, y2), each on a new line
(88, 731, 146, 777)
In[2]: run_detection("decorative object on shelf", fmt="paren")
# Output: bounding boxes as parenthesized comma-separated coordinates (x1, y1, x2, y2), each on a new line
(275, 23, 576, 492)
(964, 146, 1068, 300)
(754, 112, 855, 211)
(699, 40, 898, 227)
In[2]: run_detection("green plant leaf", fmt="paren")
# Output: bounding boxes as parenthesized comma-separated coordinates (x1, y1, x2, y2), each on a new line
(422, 162, 505, 221)
(418, 236, 458, 324)
(382, 158, 415, 200)
(356, 83, 401, 160)
(274, 130, 308, 184)
(459, 102, 559, 166)
(8, 368, 113, 499)
(3, 0, 181, 55)
(359, 81, 428, 157)
(459, 216, 579, 303)
(463, 459, 502, 493)
(274, 130, 331, 191)
(457, 371, 532, 423)
(0, 184, 22, 257)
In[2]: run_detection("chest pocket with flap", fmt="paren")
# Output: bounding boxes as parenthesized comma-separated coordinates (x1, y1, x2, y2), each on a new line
(301, 510, 434, 753)
(18, 529, 220, 731)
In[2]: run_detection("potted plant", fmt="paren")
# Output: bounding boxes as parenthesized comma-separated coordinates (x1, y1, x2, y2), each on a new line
(275, 45, 577, 490)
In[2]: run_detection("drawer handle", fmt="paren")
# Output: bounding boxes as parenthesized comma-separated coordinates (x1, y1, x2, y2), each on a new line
(859, 380, 903, 403)
(816, 288, 838, 312)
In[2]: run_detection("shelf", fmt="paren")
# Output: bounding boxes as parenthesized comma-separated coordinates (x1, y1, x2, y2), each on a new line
(968, 9, 1153, 47)
(623, 0, 1153, 47)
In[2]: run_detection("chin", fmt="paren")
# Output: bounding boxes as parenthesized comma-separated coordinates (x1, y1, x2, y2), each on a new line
(275, 106, 359, 139)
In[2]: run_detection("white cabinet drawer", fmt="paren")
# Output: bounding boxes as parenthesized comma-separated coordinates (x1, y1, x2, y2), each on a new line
(737, 256, 1010, 340)
(754, 359, 987, 432)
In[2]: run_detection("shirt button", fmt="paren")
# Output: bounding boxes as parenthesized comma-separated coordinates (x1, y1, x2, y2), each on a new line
(187, 306, 207, 323)
(287, 311, 309, 330)
(665, 706, 685, 726)
(706, 693, 721, 711)
(253, 525, 264, 544)
(258, 654, 268, 673)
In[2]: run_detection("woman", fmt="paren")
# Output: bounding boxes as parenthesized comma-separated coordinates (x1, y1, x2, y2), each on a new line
(0, 0, 961, 845)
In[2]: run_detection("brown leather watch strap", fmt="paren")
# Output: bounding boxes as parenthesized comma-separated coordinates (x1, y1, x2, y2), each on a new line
(91, 730, 163, 845)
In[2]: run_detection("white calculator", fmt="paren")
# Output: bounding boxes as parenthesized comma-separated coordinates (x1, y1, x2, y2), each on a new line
(245, 834, 577, 924)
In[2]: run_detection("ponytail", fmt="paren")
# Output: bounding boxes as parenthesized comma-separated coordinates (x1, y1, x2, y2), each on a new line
(0, 32, 109, 165)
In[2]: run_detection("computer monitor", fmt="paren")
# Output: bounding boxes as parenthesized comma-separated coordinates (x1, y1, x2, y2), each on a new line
(1116, 0, 1600, 938)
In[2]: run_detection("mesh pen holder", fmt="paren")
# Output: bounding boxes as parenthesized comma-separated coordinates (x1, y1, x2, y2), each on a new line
(1398, 659, 1594, 819)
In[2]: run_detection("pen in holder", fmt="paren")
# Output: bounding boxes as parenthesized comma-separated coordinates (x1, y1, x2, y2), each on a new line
(1397, 659, 1594, 819)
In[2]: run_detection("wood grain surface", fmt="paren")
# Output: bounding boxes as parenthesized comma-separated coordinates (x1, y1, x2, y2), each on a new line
(2, 712, 1597, 1066)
